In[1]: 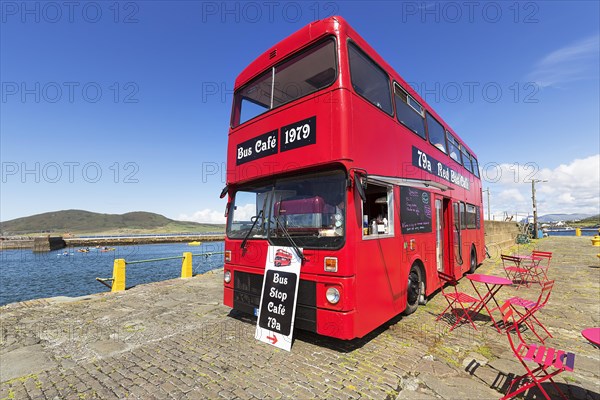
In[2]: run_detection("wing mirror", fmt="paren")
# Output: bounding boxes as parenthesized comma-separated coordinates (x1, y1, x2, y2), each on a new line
(354, 172, 367, 203)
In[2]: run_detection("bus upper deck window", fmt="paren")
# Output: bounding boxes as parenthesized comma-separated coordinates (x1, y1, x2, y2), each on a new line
(348, 43, 393, 115)
(232, 38, 337, 127)
(447, 132, 461, 163)
(426, 113, 447, 154)
(394, 84, 426, 139)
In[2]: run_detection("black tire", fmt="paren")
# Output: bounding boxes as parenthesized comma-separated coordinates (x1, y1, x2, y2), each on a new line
(469, 247, 477, 274)
(404, 264, 422, 315)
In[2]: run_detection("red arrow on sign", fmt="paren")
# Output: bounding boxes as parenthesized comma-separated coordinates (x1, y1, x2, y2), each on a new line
(266, 334, 278, 345)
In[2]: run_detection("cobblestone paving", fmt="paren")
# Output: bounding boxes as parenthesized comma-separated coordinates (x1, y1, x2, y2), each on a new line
(1, 237, 599, 399)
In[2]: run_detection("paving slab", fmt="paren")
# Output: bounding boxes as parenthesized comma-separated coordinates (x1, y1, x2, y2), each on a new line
(1, 237, 599, 399)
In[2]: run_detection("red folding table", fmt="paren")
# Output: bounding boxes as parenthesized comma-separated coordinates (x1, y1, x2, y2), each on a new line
(467, 273, 513, 332)
(582, 327, 600, 348)
(514, 254, 544, 286)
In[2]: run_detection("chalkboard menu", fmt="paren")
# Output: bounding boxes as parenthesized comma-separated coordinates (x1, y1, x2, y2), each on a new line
(400, 186, 432, 234)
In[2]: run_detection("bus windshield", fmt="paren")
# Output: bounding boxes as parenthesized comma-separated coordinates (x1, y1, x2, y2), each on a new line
(227, 171, 346, 249)
(231, 38, 337, 127)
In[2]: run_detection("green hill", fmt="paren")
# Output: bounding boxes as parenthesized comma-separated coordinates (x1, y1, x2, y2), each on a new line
(568, 214, 600, 228)
(0, 210, 224, 235)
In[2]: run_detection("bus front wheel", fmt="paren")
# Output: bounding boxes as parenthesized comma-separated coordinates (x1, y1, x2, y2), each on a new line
(404, 264, 421, 315)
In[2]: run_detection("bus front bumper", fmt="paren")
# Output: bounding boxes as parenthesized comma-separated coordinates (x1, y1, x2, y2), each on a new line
(224, 269, 357, 340)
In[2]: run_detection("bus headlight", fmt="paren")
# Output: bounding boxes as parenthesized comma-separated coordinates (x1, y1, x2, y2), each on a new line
(224, 270, 231, 283)
(326, 287, 340, 304)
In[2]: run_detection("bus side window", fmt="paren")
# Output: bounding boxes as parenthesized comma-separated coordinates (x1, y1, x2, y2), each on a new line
(466, 204, 477, 229)
(446, 131, 461, 164)
(362, 183, 394, 237)
(459, 202, 466, 230)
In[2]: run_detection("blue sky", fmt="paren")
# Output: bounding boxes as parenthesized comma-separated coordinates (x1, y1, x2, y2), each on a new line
(1, 1, 599, 224)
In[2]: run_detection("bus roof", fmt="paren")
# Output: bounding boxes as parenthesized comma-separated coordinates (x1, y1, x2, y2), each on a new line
(233, 16, 477, 158)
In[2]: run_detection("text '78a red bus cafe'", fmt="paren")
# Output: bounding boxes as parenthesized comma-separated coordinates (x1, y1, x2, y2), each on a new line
(222, 16, 484, 340)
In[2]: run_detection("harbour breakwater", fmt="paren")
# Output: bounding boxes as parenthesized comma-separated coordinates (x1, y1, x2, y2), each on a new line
(3, 223, 520, 251)
(0, 234, 225, 250)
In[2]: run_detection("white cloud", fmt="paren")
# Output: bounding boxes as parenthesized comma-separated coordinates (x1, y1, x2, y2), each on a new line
(178, 203, 257, 225)
(229, 203, 256, 221)
(484, 155, 600, 218)
(497, 188, 525, 202)
(558, 192, 575, 204)
(528, 34, 600, 88)
(178, 209, 226, 224)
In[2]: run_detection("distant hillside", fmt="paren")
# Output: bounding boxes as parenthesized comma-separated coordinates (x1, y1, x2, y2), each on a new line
(0, 210, 224, 235)
(538, 213, 594, 223)
(568, 214, 600, 227)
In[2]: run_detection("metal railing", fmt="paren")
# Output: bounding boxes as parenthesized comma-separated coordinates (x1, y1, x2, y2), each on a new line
(96, 251, 224, 292)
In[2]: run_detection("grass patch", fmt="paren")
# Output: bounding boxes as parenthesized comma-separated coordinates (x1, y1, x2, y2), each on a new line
(474, 344, 495, 360)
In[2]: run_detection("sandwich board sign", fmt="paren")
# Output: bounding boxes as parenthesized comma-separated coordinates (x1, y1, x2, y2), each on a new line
(255, 245, 302, 351)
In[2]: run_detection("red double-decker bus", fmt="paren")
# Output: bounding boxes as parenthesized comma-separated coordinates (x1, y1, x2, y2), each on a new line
(222, 16, 484, 340)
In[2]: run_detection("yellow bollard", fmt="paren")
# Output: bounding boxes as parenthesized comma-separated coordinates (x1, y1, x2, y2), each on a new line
(592, 236, 600, 247)
(112, 259, 126, 292)
(181, 252, 193, 278)
(575, 228, 581, 237)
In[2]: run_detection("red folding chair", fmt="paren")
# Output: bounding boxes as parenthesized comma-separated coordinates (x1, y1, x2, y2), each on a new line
(505, 280, 555, 343)
(529, 250, 552, 285)
(501, 255, 530, 288)
(498, 303, 575, 400)
(436, 271, 480, 331)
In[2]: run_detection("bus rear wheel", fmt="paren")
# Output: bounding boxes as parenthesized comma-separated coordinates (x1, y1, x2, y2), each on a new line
(404, 264, 421, 315)
(469, 247, 477, 274)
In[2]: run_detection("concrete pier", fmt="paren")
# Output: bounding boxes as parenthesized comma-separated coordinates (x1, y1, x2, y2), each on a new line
(1, 237, 598, 399)
(0, 235, 225, 250)
(32, 236, 66, 252)
(64, 234, 224, 247)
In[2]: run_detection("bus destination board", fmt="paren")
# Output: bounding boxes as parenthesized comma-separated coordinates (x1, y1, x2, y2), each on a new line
(235, 116, 317, 165)
(412, 146, 470, 190)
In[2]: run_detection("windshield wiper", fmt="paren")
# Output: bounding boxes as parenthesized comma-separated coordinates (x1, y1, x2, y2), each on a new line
(275, 216, 306, 263)
(240, 210, 263, 250)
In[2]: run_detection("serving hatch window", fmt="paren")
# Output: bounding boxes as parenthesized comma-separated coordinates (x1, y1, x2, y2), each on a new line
(362, 182, 394, 238)
(232, 38, 337, 127)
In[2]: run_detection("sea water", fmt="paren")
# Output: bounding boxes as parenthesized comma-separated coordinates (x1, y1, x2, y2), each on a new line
(546, 229, 598, 237)
(0, 241, 224, 306)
